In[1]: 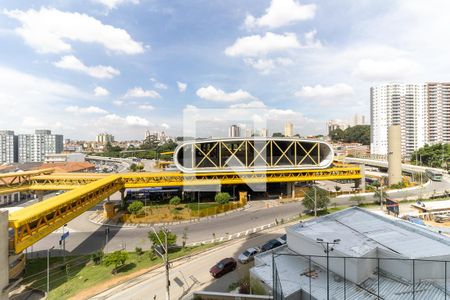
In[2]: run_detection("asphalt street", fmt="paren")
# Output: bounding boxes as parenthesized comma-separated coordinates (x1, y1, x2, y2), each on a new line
(90, 227, 287, 300)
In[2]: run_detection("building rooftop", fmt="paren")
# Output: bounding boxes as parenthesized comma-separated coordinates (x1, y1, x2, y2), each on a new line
(252, 246, 450, 299)
(288, 207, 450, 259)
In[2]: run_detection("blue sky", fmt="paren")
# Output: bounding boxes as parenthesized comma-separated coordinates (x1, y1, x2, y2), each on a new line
(0, 0, 448, 140)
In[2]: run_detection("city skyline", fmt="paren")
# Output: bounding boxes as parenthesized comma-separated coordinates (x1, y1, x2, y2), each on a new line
(1, 1, 450, 140)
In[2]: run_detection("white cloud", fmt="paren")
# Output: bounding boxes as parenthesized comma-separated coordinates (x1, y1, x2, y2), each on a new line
(4, 7, 144, 54)
(353, 58, 418, 81)
(54, 55, 120, 79)
(21, 117, 45, 128)
(154, 82, 168, 90)
(101, 114, 151, 127)
(138, 104, 155, 110)
(295, 83, 354, 98)
(196, 85, 257, 102)
(124, 87, 160, 98)
(225, 32, 301, 57)
(177, 81, 187, 93)
(245, 0, 316, 29)
(229, 101, 267, 108)
(161, 123, 170, 129)
(94, 86, 109, 96)
(244, 57, 293, 74)
(113, 100, 123, 106)
(92, 0, 139, 10)
(65, 105, 108, 114)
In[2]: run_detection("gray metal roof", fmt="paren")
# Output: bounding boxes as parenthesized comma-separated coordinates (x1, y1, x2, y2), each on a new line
(289, 207, 450, 259)
(251, 247, 450, 300)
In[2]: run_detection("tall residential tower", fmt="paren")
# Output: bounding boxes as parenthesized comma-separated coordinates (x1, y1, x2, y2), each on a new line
(370, 83, 450, 157)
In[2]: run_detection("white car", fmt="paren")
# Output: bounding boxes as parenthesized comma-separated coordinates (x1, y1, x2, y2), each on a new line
(238, 247, 260, 264)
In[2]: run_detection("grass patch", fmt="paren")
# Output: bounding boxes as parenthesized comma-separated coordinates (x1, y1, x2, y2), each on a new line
(23, 243, 220, 300)
(186, 202, 220, 211)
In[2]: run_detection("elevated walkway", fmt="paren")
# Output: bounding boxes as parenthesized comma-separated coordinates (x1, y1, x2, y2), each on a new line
(1, 166, 361, 253)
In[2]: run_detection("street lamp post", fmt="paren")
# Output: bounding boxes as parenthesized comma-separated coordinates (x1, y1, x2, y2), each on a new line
(47, 246, 55, 295)
(316, 238, 340, 300)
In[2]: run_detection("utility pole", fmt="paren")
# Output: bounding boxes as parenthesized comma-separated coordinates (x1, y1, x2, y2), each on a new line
(47, 246, 55, 295)
(379, 184, 383, 211)
(317, 238, 340, 300)
(152, 227, 170, 300)
(314, 187, 317, 217)
(164, 232, 170, 300)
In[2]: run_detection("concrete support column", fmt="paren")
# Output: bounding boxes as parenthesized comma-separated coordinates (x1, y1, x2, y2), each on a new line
(388, 125, 402, 185)
(35, 191, 45, 202)
(120, 188, 126, 208)
(359, 164, 366, 192)
(286, 182, 295, 199)
(0, 211, 9, 300)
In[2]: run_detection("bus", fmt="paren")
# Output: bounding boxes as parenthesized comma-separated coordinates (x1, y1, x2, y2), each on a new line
(425, 169, 443, 182)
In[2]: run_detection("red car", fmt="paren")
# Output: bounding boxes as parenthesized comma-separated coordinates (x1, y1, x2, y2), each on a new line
(209, 257, 237, 278)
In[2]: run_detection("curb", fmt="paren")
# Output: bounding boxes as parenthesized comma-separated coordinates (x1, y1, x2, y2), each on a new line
(188, 214, 298, 247)
(88, 204, 251, 228)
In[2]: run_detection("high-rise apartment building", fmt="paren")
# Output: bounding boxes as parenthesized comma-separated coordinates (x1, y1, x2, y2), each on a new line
(228, 125, 240, 137)
(0, 130, 17, 164)
(352, 114, 366, 126)
(327, 120, 350, 136)
(426, 82, 450, 143)
(259, 128, 268, 137)
(96, 133, 114, 144)
(284, 121, 294, 137)
(370, 83, 449, 157)
(18, 130, 63, 163)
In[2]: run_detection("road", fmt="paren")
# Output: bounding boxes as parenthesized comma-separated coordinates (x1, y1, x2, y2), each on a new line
(20, 173, 450, 257)
(90, 227, 286, 300)
(26, 198, 304, 256)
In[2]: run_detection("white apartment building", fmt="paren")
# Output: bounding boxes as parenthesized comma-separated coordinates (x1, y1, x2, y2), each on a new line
(284, 121, 294, 137)
(352, 114, 365, 126)
(0, 130, 17, 164)
(228, 125, 240, 137)
(18, 130, 63, 163)
(96, 133, 114, 144)
(427, 82, 450, 143)
(371, 84, 428, 157)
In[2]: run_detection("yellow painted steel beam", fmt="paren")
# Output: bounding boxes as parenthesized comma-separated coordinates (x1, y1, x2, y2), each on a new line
(0, 168, 55, 195)
(8, 166, 361, 253)
(9, 175, 124, 253)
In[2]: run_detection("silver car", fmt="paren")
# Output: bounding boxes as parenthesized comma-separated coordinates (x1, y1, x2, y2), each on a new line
(238, 247, 260, 264)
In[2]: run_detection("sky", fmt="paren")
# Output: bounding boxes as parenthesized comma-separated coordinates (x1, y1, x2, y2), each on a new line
(0, 0, 449, 140)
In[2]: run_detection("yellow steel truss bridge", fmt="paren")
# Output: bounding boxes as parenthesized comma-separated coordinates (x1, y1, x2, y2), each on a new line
(3, 165, 361, 253)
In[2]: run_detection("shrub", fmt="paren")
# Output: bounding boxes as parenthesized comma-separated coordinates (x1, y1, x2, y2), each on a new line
(169, 196, 181, 206)
(349, 195, 365, 206)
(90, 250, 104, 265)
(128, 200, 144, 215)
(103, 251, 129, 274)
(215, 192, 231, 205)
(148, 229, 177, 249)
(135, 247, 143, 256)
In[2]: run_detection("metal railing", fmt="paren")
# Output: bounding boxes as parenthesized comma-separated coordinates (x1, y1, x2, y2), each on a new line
(272, 253, 450, 300)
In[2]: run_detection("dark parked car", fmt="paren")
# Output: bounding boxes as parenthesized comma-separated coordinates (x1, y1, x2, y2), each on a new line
(278, 234, 287, 244)
(261, 239, 283, 252)
(210, 257, 237, 278)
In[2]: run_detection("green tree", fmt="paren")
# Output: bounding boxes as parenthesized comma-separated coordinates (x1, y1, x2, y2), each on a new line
(302, 188, 330, 212)
(411, 143, 450, 168)
(129, 163, 137, 172)
(343, 125, 370, 145)
(103, 250, 128, 274)
(329, 128, 345, 142)
(169, 196, 181, 206)
(128, 200, 144, 214)
(148, 229, 177, 249)
(373, 189, 387, 203)
(215, 192, 231, 205)
(349, 195, 365, 206)
(272, 132, 284, 137)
